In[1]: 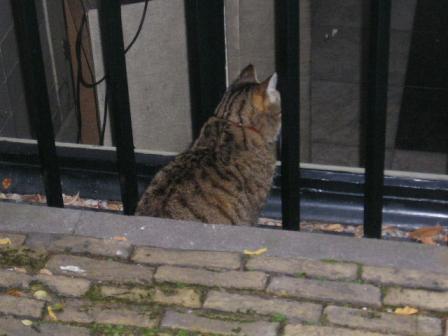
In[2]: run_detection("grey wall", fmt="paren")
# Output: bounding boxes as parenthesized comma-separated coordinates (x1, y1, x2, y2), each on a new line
(36, 0, 78, 142)
(0, 0, 77, 141)
(0, 0, 30, 138)
(89, 0, 193, 152)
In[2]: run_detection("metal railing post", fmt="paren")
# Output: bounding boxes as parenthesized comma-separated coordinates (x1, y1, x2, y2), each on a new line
(184, 0, 227, 139)
(364, 0, 392, 238)
(10, 0, 64, 208)
(276, 0, 301, 230)
(98, 0, 138, 215)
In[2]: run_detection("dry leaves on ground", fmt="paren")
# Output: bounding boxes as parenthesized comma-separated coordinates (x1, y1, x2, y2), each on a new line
(0, 237, 12, 246)
(112, 236, 128, 242)
(0, 192, 123, 212)
(47, 306, 58, 321)
(39, 268, 53, 276)
(2, 177, 12, 190)
(33, 290, 49, 300)
(409, 225, 444, 245)
(321, 224, 345, 233)
(243, 247, 268, 256)
(394, 306, 419, 315)
(6, 289, 24, 297)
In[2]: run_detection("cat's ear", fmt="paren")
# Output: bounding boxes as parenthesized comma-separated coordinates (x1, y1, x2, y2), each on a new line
(233, 64, 257, 85)
(257, 73, 280, 105)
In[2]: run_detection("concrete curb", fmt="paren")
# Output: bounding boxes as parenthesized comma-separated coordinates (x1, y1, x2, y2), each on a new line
(1, 201, 447, 274)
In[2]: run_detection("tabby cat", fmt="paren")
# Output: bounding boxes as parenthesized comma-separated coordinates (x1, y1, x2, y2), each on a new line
(136, 64, 281, 225)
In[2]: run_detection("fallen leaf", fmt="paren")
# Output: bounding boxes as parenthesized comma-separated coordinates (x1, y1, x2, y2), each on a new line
(6, 289, 24, 297)
(47, 306, 58, 321)
(409, 225, 443, 245)
(39, 268, 53, 276)
(2, 177, 12, 190)
(21, 320, 33, 326)
(107, 201, 123, 211)
(64, 192, 81, 206)
(243, 247, 268, 256)
(324, 224, 344, 232)
(394, 306, 418, 315)
(33, 289, 49, 300)
(420, 236, 437, 245)
(0, 238, 12, 246)
(112, 236, 128, 242)
(22, 194, 45, 203)
(354, 225, 364, 238)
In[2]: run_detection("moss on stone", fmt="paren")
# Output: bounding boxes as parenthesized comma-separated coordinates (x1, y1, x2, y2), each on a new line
(0, 247, 47, 272)
(91, 323, 165, 336)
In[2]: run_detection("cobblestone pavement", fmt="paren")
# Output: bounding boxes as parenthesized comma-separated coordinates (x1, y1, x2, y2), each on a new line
(0, 231, 447, 336)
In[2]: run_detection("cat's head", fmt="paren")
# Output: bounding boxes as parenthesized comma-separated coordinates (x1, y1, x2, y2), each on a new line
(215, 64, 281, 143)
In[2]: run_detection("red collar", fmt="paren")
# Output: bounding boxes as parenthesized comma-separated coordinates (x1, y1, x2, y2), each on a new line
(214, 117, 262, 136)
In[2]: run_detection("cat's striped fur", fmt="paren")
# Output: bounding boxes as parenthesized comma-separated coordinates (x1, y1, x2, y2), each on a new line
(136, 65, 281, 225)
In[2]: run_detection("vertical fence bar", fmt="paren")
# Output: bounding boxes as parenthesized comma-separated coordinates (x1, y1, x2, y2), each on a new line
(184, 0, 227, 139)
(10, 0, 64, 207)
(363, 0, 391, 238)
(276, 0, 301, 230)
(98, 0, 138, 215)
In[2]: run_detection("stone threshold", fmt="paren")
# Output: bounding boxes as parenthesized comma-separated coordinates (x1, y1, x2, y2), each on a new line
(1, 201, 447, 274)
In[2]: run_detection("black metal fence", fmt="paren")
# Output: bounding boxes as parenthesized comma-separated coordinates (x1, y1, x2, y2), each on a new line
(2, 0, 447, 238)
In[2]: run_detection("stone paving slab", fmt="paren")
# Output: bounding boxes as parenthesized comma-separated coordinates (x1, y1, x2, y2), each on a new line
(0, 269, 89, 297)
(384, 287, 448, 312)
(47, 235, 132, 259)
(46, 254, 154, 284)
(0, 202, 80, 234)
(0, 233, 26, 249)
(246, 255, 358, 280)
(155, 265, 268, 290)
(324, 305, 443, 336)
(268, 276, 382, 307)
(100, 285, 202, 308)
(0, 269, 32, 289)
(284, 324, 402, 336)
(132, 246, 241, 270)
(204, 290, 322, 322)
(362, 265, 448, 290)
(0, 317, 90, 336)
(34, 274, 91, 297)
(0, 295, 44, 319)
(161, 311, 279, 336)
(55, 299, 158, 328)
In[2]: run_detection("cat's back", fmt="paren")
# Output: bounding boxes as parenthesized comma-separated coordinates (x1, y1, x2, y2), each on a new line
(136, 119, 275, 224)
